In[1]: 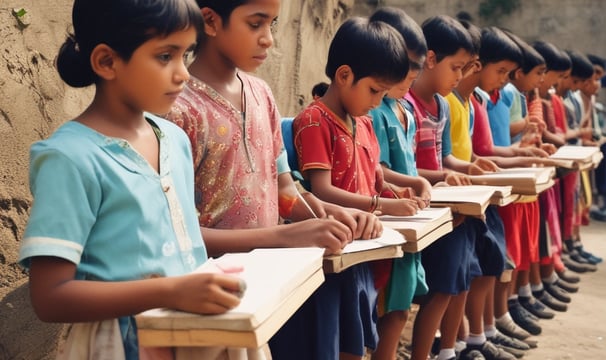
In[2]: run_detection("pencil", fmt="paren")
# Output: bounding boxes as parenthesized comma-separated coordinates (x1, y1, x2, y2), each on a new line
(297, 192, 319, 218)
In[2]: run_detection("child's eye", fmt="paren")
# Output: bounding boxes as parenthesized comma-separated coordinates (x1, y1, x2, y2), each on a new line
(157, 53, 172, 63)
(249, 22, 261, 29)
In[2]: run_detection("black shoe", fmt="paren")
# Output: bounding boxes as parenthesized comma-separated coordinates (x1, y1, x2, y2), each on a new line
(488, 332, 530, 350)
(562, 254, 594, 273)
(463, 341, 515, 360)
(556, 269, 581, 283)
(522, 338, 538, 349)
(554, 278, 579, 293)
(532, 290, 568, 312)
(495, 317, 531, 340)
(542, 281, 572, 302)
(569, 250, 598, 271)
(491, 343, 526, 358)
(519, 295, 555, 319)
(459, 349, 486, 360)
(509, 300, 542, 335)
(575, 245, 603, 264)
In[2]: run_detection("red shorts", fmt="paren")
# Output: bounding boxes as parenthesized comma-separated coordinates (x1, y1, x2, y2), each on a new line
(498, 200, 540, 271)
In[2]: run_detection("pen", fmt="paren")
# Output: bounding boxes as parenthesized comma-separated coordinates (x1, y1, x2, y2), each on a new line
(297, 191, 319, 218)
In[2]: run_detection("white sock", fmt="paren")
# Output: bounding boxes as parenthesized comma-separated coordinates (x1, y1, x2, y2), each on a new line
(496, 312, 513, 323)
(485, 324, 497, 338)
(467, 333, 486, 346)
(518, 284, 532, 297)
(530, 282, 544, 293)
(543, 272, 559, 284)
(508, 294, 518, 302)
(437, 348, 456, 360)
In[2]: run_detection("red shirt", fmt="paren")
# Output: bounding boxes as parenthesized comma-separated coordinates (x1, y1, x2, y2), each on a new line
(293, 100, 383, 196)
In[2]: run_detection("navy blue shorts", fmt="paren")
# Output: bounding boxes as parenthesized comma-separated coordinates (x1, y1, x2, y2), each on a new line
(421, 217, 481, 294)
(269, 263, 378, 359)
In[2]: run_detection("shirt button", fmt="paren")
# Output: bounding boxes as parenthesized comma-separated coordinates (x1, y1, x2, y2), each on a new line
(163, 185, 170, 192)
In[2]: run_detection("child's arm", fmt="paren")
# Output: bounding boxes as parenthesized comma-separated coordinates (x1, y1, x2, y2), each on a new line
(29, 256, 243, 323)
(307, 169, 419, 216)
(381, 166, 431, 208)
(201, 219, 353, 257)
(276, 173, 382, 240)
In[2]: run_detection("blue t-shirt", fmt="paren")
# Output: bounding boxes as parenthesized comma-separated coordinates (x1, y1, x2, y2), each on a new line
(371, 97, 418, 176)
(478, 87, 515, 147)
(19, 115, 208, 358)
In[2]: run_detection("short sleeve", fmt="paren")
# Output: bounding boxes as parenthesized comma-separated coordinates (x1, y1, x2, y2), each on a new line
(293, 107, 334, 174)
(20, 145, 101, 268)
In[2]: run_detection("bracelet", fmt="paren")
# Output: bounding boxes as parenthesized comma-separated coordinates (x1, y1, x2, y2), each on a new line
(369, 194, 379, 213)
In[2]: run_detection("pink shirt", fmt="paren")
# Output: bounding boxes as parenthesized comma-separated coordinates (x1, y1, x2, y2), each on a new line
(168, 72, 282, 229)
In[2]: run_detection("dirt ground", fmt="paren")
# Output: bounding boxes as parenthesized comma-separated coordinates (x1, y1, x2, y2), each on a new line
(392, 219, 606, 360)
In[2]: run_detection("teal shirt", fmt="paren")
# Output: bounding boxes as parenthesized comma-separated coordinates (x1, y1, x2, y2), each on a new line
(20, 115, 207, 280)
(369, 96, 428, 312)
(371, 97, 418, 177)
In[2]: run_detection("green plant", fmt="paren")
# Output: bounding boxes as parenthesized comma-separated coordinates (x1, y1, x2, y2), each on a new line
(11, 7, 29, 30)
(478, 0, 520, 21)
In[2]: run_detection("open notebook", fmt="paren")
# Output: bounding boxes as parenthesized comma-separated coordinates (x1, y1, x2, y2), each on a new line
(469, 167, 555, 195)
(429, 185, 496, 217)
(380, 207, 453, 253)
(323, 226, 405, 273)
(549, 145, 603, 170)
(135, 247, 325, 348)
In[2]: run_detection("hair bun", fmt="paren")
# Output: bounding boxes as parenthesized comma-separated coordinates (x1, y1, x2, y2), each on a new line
(56, 34, 96, 88)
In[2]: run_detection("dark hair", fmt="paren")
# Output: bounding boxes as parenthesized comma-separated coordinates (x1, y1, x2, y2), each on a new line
(325, 17, 408, 84)
(532, 41, 571, 72)
(369, 6, 427, 61)
(456, 11, 474, 23)
(311, 82, 329, 97)
(57, 0, 203, 88)
(421, 15, 474, 62)
(195, 0, 247, 24)
(458, 20, 481, 55)
(586, 54, 606, 70)
(566, 50, 595, 79)
(503, 30, 544, 74)
(479, 27, 522, 66)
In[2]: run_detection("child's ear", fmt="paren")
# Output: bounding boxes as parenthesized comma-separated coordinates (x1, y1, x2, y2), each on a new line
(512, 68, 523, 80)
(201, 7, 221, 37)
(335, 65, 354, 86)
(425, 50, 437, 70)
(90, 44, 118, 81)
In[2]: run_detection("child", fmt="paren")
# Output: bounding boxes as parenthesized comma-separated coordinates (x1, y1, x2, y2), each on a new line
(368, 7, 432, 360)
(312, 81, 329, 100)
(17, 1, 245, 359)
(445, 23, 528, 360)
(168, 0, 381, 257)
(402, 15, 503, 360)
(554, 50, 598, 274)
(531, 41, 580, 303)
(166, 2, 381, 359)
(293, 17, 424, 360)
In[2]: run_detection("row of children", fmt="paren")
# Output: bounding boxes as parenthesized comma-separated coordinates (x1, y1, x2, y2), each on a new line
(16, 0, 602, 360)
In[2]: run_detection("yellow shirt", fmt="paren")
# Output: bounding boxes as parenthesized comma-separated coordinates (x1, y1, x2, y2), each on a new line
(446, 92, 473, 162)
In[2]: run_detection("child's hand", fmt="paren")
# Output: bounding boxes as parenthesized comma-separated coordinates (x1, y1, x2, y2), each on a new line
(380, 198, 419, 216)
(282, 217, 353, 255)
(348, 209, 383, 240)
(445, 172, 472, 186)
(472, 158, 499, 173)
(540, 143, 557, 155)
(172, 273, 245, 315)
